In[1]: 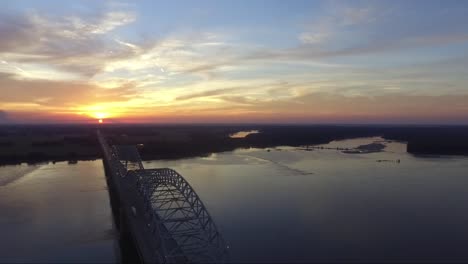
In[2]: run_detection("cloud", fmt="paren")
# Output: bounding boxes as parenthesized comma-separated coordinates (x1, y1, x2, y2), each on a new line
(245, 32, 468, 64)
(229, 91, 468, 124)
(0, 13, 38, 52)
(100, 92, 468, 124)
(0, 72, 139, 109)
(7, 2, 460, 90)
(100, 32, 236, 80)
(341, 7, 374, 26)
(175, 86, 243, 101)
(0, 9, 137, 79)
(1, 2, 468, 124)
(299, 32, 330, 45)
(88, 11, 136, 34)
(219, 96, 256, 105)
(298, 4, 375, 45)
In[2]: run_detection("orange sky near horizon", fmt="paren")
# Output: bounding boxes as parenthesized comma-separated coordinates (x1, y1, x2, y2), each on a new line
(1, 1, 468, 124)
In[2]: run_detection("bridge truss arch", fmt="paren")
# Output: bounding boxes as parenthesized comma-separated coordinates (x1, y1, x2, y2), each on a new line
(98, 130, 228, 263)
(133, 168, 228, 263)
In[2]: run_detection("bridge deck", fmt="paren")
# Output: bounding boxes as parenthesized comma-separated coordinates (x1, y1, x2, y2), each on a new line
(97, 130, 228, 263)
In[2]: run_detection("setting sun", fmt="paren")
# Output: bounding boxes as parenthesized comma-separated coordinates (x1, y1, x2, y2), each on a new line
(98, 119, 103, 124)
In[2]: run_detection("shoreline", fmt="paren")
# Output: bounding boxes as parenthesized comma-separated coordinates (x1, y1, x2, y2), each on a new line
(2, 125, 468, 165)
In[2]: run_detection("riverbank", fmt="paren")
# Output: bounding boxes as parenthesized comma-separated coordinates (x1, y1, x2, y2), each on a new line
(1, 124, 468, 165)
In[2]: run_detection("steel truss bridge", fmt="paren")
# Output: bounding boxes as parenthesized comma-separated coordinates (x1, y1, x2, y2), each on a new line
(97, 130, 228, 263)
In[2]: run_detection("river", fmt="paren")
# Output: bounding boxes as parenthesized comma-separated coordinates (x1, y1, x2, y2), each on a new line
(1, 137, 468, 262)
(0, 160, 116, 263)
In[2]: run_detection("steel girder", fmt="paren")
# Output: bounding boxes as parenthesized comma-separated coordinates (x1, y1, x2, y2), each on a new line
(98, 131, 228, 263)
(134, 168, 228, 263)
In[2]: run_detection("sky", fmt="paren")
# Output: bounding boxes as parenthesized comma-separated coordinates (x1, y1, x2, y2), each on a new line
(1, 0, 468, 124)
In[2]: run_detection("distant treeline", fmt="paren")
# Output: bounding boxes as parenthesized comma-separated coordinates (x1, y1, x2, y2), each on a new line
(382, 126, 468, 155)
(1, 124, 468, 165)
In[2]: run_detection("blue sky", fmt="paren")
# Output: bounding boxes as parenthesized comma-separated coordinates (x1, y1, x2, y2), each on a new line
(1, 0, 468, 123)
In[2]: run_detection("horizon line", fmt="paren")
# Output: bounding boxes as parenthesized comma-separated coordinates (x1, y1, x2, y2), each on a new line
(1, 122, 468, 127)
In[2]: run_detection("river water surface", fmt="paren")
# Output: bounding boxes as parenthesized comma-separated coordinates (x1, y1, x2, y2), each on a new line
(0, 160, 116, 263)
(2, 137, 468, 262)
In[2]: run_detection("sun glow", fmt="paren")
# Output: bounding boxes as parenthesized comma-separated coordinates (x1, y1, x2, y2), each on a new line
(94, 112, 109, 119)
(93, 112, 108, 124)
(76, 104, 122, 121)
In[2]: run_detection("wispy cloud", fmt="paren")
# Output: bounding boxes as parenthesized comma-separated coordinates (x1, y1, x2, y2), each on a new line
(298, 4, 375, 45)
(175, 86, 243, 101)
(0, 8, 137, 79)
(1, 1, 468, 123)
(0, 72, 139, 109)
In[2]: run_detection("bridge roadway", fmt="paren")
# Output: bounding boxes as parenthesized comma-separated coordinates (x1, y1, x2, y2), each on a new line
(97, 130, 228, 263)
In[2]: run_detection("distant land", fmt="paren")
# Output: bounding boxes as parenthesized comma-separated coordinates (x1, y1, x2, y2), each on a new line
(1, 124, 468, 165)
